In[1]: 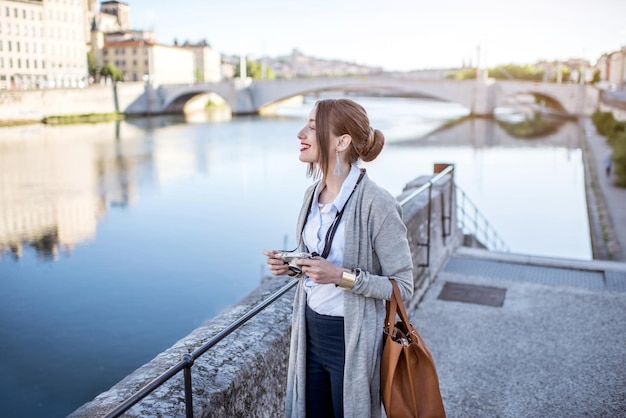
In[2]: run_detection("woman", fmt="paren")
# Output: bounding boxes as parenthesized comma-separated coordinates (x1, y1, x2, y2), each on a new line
(263, 98, 414, 418)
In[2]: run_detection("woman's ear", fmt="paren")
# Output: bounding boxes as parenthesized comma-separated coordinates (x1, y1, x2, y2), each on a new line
(337, 134, 352, 152)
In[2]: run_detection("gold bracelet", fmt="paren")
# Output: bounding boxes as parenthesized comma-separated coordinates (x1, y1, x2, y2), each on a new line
(337, 269, 356, 289)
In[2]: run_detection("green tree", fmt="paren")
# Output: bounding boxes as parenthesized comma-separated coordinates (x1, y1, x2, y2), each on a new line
(591, 69, 601, 83)
(87, 51, 97, 80)
(446, 68, 477, 80)
(612, 132, 626, 187)
(592, 110, 626, 187)
(549, 66, 571, 83)
(100, 63, 124, 82)
(488, 64, 543, 81)
(235, 60, 275, 80)
(195, 68, 204, 83)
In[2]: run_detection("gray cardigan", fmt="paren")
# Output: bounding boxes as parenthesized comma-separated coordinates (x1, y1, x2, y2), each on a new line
(285, 172, 414, 418)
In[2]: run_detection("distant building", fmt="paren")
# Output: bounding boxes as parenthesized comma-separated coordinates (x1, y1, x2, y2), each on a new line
(596, 47, 626, 87)
(89, 1, 220, 85)
(99, 0, 129, 30)
(535, 58, 592, 83)
(181, 39, 221, 83)
(262, 49, 383, 79)
(0, 0, 88, 89)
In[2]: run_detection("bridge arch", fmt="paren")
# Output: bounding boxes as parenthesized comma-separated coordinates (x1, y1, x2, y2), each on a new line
(252, 84, 454, 114)
(161, 90, 230, 114)
(249, 77, 478, 114)
(153, 77, 598, 117)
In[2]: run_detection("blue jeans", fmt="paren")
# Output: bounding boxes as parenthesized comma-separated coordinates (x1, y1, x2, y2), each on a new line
(305, 305, 345, 418)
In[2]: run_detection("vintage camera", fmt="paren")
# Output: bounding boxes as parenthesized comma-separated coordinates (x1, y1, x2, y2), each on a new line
(274, 251, 313, 275)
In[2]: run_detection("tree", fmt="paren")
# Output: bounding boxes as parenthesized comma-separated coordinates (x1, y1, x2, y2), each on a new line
(100, 63, 124, 82)
(87, 51, 97, 80)
(234, 60, 275, 80)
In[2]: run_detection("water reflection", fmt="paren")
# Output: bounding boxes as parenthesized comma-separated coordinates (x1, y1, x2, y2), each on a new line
(0, 107, 586, 262)
(0, 123, 147, 260)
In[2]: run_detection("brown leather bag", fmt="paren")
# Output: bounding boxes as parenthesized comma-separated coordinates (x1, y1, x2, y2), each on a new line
(381, 279, 446, 418)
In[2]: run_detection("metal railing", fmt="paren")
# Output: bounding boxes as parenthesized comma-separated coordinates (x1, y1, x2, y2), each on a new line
(398, 165, 455, 267)
(104, 164, 505, 417)
(104, 278, 299, 418)
(456, 186, 509, 252)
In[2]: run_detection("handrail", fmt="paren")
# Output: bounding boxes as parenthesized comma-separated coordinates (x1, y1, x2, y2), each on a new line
(105, 279, 299, 418)
(398, 165, 455, 267)
(456, 186, 509, 252)
(104, 164, 505, 417)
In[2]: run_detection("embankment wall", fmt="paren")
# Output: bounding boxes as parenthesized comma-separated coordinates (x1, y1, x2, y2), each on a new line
(0, 83, 145, 122)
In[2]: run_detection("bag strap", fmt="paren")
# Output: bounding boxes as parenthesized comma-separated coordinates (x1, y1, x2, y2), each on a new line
(385, 279, 417, 338)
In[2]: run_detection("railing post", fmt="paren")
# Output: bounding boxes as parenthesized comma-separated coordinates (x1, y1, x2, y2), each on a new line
(425, 182, 432, 266)
(183, 354, 194, 418)
(433, 163, 454, 239)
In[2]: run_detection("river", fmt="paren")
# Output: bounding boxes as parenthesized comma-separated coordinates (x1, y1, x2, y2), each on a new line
(0, 96, 591, 417)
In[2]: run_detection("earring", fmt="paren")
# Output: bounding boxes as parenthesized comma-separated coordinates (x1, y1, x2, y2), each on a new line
(333, 150, 342, 176)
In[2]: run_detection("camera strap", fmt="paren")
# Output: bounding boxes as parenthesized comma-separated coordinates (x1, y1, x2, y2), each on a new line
(315, 169, 365, 259)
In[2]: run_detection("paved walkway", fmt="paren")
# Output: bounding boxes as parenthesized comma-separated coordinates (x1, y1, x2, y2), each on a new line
(581, 117, 626, 261)
(412, 247, 626, 417)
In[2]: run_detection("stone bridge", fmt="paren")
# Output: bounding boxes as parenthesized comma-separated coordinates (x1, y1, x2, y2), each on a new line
(132, 75, 600, 117)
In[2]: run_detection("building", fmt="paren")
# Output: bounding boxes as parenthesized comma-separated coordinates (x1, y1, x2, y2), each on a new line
(0, 0, 88, 89)
(101, 38, 195, 84)
(596, 47, 626, 87)
(89, 1, 219, 85)
(181, 39, 221, 83)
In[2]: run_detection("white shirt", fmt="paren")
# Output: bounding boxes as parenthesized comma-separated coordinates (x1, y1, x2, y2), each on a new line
(302, 164, 361, 317)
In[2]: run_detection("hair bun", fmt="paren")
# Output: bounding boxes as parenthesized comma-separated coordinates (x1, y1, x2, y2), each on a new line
(360, 128, 384, 162)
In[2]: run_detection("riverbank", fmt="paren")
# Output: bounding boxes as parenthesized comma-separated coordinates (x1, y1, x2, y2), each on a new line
(580, 117, 625, 261)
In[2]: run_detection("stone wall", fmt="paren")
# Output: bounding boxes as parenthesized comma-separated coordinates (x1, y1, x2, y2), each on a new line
(0, 83, 146, 122)
(69, 169, 462, 418)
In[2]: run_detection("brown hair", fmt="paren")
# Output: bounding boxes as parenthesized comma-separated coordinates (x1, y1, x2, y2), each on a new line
(308, 98, 385, 178)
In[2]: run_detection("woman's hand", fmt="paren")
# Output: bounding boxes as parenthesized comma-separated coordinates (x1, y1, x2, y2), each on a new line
(296, 255, 343, 285)
(263, 249, 292, 276)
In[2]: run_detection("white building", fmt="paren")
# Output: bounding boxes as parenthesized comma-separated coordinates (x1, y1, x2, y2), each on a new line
(596, 47, 626, 87)
(182, 39, 221, 83)
(0, 0, 88, 89)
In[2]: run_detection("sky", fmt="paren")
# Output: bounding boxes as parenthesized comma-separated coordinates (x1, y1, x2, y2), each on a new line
(126, 0, 626, 72)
